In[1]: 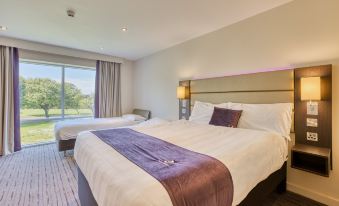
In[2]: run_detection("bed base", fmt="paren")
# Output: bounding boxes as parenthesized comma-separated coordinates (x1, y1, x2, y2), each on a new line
(238, 162, 287, 205)
(57, 139, 76, 152)
(77, 161, 287, 206)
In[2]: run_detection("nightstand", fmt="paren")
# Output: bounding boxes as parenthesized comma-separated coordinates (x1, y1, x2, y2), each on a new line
(291, 144, 331, 177)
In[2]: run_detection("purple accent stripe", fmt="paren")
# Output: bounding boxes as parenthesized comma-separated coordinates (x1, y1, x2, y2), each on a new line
(92, 128, 233, 206)
(12, 47, 21, 152)
(94, 60, 100, 118)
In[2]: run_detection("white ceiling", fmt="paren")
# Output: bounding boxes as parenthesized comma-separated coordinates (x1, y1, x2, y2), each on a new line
(0, 0, 292, 60)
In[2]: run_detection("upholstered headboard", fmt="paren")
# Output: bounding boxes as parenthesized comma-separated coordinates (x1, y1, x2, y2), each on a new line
(190, 70, 294, 106)
(179, 69, 295, 131)
(132, 109, 151, 120)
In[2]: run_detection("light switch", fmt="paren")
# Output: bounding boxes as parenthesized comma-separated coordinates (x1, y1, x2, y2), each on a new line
(307, 101, 318, 115)
(307, 118, 318, 127)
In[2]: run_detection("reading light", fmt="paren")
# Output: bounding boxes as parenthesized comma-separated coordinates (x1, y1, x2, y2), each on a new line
(177, 86, 189, 99)
(301, 77, 321, 101)
(301, 77, 321, 116)
(121, 27, 128, 32)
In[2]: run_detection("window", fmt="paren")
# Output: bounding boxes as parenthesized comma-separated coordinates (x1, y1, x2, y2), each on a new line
(19, 61, 96, 145)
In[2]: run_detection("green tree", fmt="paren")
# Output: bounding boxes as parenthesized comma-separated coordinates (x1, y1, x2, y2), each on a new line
(80, 94, 94, 112)
(64, 82, 82, 114)
(19, 76, 26, 108)
(22, 78, 60, 118)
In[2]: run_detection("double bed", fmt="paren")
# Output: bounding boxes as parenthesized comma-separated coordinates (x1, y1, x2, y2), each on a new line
(55, 109, 151, 152)
(75, 120, 288, 206)
(74, 69, 295, 206)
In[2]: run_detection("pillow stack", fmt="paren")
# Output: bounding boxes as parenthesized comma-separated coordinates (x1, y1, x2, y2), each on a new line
(189, 101, 293, 140)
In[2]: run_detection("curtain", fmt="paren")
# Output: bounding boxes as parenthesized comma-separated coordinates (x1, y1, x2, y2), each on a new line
(0, 46, 21, 155)
(95, 60, 122, 118)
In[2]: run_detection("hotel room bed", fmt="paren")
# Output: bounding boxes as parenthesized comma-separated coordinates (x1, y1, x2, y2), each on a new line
(75, 69, 294, 205)
(74, 120, 288, 206)
(55, 109, 150, 152)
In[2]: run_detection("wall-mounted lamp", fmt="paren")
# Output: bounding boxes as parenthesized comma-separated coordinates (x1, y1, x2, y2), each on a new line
(301, 77, 321, 115)
(176, 86, 189, 99)
(177, 86, 190, 119)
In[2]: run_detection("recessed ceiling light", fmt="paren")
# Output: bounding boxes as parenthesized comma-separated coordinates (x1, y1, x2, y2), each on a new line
(121, 27, 128, 32)
(0, 26, 8, 31)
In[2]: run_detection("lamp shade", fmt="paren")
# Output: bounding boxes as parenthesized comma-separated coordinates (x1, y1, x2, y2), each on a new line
(177, 86, 189, 99)
(301, 77, 321, 101)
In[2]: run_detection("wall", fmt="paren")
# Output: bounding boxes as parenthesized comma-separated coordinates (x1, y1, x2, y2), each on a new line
(0, 36, 124, 63)
(133, 0, 339, 205)
(0, 37, 134, 114)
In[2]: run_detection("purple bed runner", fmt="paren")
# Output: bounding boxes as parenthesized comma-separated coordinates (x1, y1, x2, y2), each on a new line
(91, 128, 233, 206)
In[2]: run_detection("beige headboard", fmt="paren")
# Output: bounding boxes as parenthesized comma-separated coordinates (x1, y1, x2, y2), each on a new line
(185, 69, 295, 131)
(190, 70, 294, 105)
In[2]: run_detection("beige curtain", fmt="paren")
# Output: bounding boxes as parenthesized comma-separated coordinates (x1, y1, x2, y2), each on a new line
(0, 46, 21, 155)
(95, 61, 122, 118)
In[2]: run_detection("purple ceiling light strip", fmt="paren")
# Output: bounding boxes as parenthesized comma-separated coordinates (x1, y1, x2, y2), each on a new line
(192, 66, 294, 80)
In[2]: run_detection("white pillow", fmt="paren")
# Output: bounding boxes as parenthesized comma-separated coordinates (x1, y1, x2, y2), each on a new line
(122, 114, 146, 121)
(189, 101, 228, 124)
(228, 102, 293, 140)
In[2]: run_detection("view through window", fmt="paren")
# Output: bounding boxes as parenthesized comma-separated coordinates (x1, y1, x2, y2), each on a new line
(19, 61, 96, 145)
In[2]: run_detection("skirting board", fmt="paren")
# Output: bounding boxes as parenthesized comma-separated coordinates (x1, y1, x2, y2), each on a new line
(287, 182, 339, 205)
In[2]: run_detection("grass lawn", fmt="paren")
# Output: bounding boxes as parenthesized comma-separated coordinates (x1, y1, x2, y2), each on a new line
(21, 108, 93, 119)
(20, 120, 56, 145)
(20, 109, 93, 145)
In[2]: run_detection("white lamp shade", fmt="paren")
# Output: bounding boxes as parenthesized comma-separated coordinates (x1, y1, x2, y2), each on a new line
(301, 77, 321, 101)
(177, 86, 188, 99)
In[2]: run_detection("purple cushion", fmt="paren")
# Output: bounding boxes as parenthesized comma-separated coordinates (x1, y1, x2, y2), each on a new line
(209, 107, 242, 128)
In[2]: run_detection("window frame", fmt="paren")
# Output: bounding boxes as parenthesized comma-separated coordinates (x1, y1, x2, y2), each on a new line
(19, 59, 96, 119)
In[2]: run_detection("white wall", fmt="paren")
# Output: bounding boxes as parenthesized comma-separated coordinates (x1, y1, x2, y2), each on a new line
(0, 36, 124, 63)
(133, 0, 339, 205)
(120, 60, 134, 114)
(0, 37, 134, 114)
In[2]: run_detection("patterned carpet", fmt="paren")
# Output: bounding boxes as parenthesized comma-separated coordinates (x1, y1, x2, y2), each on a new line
(0, 143, 79, 206)
(0, 143, 325, 206)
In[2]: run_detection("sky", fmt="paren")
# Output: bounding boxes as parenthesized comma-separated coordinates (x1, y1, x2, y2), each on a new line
(20, 62, 96, 95)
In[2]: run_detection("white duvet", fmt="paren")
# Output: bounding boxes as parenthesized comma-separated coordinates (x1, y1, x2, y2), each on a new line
(54, 117, 142, 140)
(74, 120, 288, 206)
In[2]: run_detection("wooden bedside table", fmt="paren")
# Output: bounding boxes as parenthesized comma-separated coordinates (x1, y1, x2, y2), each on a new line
(291, 144, 331, 177)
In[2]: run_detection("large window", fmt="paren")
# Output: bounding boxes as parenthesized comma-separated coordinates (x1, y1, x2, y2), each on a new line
(19, 61, 95, 145)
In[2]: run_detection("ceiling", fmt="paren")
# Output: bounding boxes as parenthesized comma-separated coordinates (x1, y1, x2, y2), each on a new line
(0, 0, 292, 60)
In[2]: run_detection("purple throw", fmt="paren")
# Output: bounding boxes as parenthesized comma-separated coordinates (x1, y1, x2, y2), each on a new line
(92, 128, 233, 206)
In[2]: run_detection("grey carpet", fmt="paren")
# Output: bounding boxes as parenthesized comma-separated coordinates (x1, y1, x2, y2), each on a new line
(0, 143, 79, 206)
(0, 143, 326, 206)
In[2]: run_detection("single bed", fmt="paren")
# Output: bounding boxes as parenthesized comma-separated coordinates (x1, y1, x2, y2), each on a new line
(55, 109, 151, 152)
(74, 120, 288, 206)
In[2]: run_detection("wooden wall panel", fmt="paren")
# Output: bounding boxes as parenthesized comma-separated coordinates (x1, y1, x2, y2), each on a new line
(294, 65, 332, 168)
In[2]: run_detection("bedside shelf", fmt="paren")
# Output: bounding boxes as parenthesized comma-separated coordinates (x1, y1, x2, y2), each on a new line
(291, 144, 330, 177)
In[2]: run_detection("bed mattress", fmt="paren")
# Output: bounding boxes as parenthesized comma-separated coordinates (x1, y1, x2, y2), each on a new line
(74, 120, 288, 206)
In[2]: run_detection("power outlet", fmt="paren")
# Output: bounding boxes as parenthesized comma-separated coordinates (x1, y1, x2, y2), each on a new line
(307, 132, 318, 141)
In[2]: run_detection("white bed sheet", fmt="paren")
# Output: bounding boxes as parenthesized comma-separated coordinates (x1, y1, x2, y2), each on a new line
(74, 120, 288, 206)
(54, 117, 142, 140)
